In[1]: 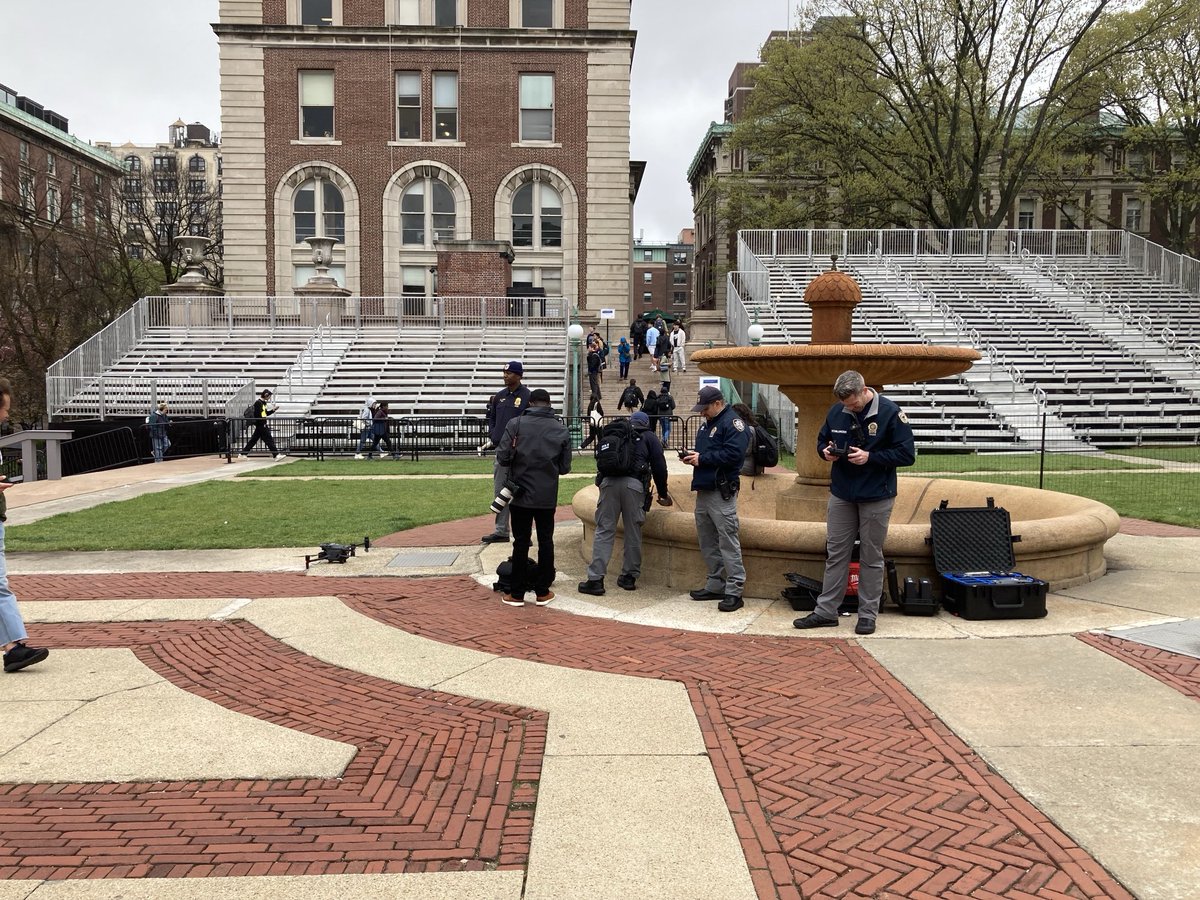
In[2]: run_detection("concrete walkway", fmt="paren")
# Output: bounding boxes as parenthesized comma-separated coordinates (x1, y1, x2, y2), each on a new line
(1, 456, 1197, 898)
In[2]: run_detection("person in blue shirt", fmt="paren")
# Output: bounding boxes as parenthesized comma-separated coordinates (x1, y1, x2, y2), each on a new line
(680, 386, 751, 612)
(794, 370, 915, 635)
(148, 402, 172, 462)
(617, 337, 631, 378)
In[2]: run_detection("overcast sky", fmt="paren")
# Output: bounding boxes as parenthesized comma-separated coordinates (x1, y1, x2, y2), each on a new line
(4, 1, 791, 242)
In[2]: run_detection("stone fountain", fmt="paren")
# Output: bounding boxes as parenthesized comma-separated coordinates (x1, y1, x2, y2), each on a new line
(572, 258, 1120, 599)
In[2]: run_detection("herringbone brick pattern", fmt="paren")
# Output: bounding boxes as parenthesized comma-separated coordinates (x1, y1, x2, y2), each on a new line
(0, 614, 543, 880)
(1078, 633, 1200, 702)
(9, 572, 1133, 897)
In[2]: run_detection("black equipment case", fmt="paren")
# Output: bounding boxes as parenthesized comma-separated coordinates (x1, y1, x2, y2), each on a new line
(928, 498, 1048, 620)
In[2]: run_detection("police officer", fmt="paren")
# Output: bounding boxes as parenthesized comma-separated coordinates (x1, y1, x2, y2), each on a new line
(794, 370, 915, 635)
(681, 386, 751, 612)
(482, 360, 531, 544)
(578, 410, 672, 596)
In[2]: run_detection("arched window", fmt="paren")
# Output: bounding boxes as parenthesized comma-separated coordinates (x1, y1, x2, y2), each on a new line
(124, 155, 141, 173)
(400, 179, 455, 246)
(512, 182, 561, 248)
(293, 177, 345, 244)
(188, 155, 206, 174)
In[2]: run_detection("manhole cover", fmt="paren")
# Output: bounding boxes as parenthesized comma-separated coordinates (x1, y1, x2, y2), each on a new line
(387, 550, 461, 568)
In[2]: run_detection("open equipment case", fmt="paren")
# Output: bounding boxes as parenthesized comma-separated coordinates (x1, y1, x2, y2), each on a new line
(928, 498, 1048, 620)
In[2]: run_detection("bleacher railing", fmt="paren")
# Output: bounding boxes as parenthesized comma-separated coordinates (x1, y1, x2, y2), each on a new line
(46, 376, 246, 420)
(1123, 233, 1200, 297)
(740, 228, 1129, 262)
(142, 295, 569, 331)
(46, 298, 150, 413)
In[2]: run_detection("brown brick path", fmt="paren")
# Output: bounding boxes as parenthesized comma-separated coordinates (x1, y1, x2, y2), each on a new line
(1078, 633, 1200, 703)
(11, 573, 1132, 897)
(0, 605, 543, 880)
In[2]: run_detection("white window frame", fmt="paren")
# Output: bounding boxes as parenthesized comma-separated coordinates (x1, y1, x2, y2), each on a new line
(274, 162, 361, 296)
(389, 0, 465, 25)
(1017, 198, 1035, 230)
(298, 70, 336, 140)
(382, 161, 472, 296)
(396, 71, 422, 141)
(71, 196, 84, 227)
(47, 185, 61, 222)
(518, 73, 554, 143)
(643, 271, 652, 283)
(46, 152, 57, 177)
(292, 176, 346, 245)
(288, 0, 342, 24)
(400, 177, 458, 248)
(433, 71, 459, 141)
(510, 0, 561, 28)
(1124, 196, 1144, 233)
(511, 180, 562, 249)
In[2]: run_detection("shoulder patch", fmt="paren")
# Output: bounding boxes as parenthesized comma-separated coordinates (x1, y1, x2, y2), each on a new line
(898, 410, 908, 424)
(513, 397, 522, 407)
(732, 418, 746, 432)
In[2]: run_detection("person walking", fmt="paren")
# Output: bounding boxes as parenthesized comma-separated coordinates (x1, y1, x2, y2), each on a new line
(645, 322, 661, 372)
(580, 396, 605, 450)
(617, 337, 631, 379)
(578, 410, 672, 595)
(586, 339, 603, 401)
(353, 395, 376, 459)
(0, 377, 50, 673)
(148, 401, 172, 462)
(495, 389, 572, 607)
(366, 400, 394, 459)
(680, 386, 750, 612)
(482, 361, 532, 544)
(237, 389, 286, 460)
(656, 382, 676, 446)
(794, 370, 915, 635)
(670, 322, 688, 373)
(618, 379, 644, 413)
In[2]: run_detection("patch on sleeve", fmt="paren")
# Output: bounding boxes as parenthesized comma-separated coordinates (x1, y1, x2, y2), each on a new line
(732, 418, 746, 432)
(898, 410, 908, 424)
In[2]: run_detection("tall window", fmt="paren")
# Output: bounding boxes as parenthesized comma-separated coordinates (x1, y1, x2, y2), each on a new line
(1125, 197, 1143, 232)
(396, 71, 421, 140)
(19, 140, 28, 164)
(46, 153, 57, 177)
(512, 181, 561, 248)
(72, 164, 81, 186)
(401, 179, 456, 246)
(519, 74, 554, 142)
(189, 155, 206, 174)
(1017, 198, 1035, 230)
(433, 72, 458, 140)
(434, 0, 457, 25)
(294, 177, 345, 243)
(125, 155, 141, 173)
(47, 186, 61, 221)
(395, 0, 419, 22)
(301, 0, 333, 24)
(1060, 200, 1081, 230)
(643, 271, 652, 283)
(300, 70, 335, 138)
(522, 0, 552, 27)
(19, 173, 34, 210)
(72, 196, 84, 227)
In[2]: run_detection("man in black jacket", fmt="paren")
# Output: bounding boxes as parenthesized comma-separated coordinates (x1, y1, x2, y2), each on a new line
(237, 389, 285, 460)
(482, 361, 532, 544)
(495, 389, 572, 607)
(578, 411, 671, 596)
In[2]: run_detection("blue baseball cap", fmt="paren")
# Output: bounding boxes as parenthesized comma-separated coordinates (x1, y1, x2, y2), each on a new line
(503, 360, 524, 375)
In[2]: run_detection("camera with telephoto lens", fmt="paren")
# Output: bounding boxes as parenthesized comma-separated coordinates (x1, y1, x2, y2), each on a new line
(490, 480, 521, 514)
(476, 440, 494, 457)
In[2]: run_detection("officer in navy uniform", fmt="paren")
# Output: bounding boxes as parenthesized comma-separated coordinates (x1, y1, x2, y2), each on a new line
(482, 360, 532, 544)
(680, 385, 751, 612)
(794, 370, 915, 635)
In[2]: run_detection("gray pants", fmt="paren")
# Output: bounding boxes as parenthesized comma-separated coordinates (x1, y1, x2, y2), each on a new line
(694, 489, 745, 598)
(587, 476, 646, 581)
(492, 456, 511, 536)
(816, 495, 894, 622)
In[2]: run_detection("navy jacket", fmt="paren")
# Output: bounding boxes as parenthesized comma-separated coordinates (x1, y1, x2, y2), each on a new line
(496, 406, 572, 508)
(487, 385, 532, 444)
(691, 404, 751, 492)
(817, 391, 915, 502)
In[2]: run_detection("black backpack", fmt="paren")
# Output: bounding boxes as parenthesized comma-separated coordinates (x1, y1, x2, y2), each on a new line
(752, 424, 779, 469)
(595, 418, 645, 478)
(243, 401, 257, 418)
(619, 387, 639, 409)
(658, 393, 676, 418)
(493, 554, 531, 595)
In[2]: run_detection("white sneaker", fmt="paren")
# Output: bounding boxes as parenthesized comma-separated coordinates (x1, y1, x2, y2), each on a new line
(235, 454, 247, 460)
(353, 454, 364, 460)
(273, 454, 287, 461)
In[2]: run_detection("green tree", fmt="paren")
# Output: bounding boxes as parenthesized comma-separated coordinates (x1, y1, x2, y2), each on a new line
(735, 0, 1183, 229)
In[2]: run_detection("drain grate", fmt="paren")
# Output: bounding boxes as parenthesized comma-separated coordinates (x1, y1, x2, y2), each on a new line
(387, 550, 461, 568)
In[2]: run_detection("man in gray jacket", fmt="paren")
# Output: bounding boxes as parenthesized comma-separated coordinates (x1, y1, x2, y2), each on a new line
(495, 389, 573, 607)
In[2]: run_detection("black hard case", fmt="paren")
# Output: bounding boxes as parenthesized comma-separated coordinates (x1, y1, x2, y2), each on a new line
(928, 499, 1048, 620)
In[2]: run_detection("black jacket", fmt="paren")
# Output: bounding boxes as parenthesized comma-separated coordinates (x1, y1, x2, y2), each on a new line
(496, 406, 572, 508)
(691, 404, 751, 492)
(817, 391, 915, 502)
(487, 385, 532, 444)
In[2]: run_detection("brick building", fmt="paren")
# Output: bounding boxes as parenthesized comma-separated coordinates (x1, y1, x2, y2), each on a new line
(630, 232, 693, 321)
(215, 0, 636, 320)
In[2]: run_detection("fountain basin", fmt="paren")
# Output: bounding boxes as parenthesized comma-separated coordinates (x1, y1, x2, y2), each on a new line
(572, 474, 1120, 599)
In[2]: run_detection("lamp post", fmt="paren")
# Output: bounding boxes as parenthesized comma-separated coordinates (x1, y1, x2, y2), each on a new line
(747, 319, 765, 414)
(567, 322, 585, 443)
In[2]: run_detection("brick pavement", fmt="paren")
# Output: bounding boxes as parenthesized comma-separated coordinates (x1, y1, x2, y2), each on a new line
(9, 571, 1135, 898)
(1078, 632, 1200, 702)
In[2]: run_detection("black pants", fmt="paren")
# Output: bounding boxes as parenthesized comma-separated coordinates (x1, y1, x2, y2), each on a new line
(509, 505, 556, 597)
(242, 421, 277, 454)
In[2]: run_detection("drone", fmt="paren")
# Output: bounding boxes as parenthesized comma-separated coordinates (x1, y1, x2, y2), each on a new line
(304, 536, 370, 569)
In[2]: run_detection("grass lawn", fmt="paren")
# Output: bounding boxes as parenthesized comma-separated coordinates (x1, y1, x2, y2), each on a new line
(6, 476, 596, 552)
(244, 457, 599, 477)
(1106, 446, 1200, 463)
(908, 451, 1155, 473)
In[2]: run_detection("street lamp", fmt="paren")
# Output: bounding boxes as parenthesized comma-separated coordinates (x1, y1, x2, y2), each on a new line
(567, 322, 585, 442)
(747, 320, 765, 414)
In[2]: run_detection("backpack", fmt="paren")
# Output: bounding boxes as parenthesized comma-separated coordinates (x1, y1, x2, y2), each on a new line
(658, 393, 676, 418)
(619, 387, 639, 409)
(243, 402, 257, 418)
(595, 418, 646, 479)
(752, 424, 779, 469)
(493, 554, 531, 595)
